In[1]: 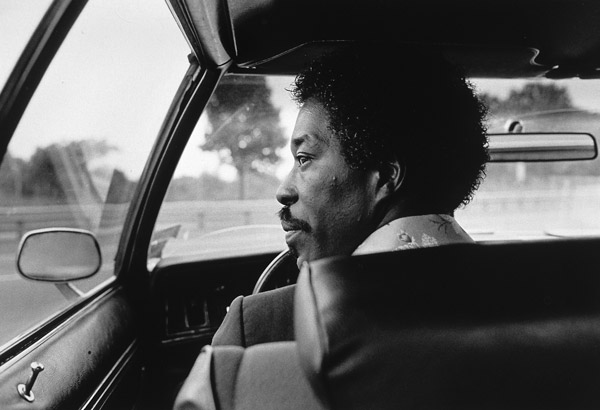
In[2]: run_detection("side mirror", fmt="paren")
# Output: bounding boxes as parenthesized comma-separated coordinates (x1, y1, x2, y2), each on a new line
(17, 228, 102, 282)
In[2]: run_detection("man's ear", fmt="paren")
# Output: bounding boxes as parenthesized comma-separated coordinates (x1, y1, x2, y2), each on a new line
(375, 156, 405, 200)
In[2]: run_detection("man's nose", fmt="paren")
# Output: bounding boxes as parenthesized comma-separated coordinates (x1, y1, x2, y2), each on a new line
(276, 171, 298, 206)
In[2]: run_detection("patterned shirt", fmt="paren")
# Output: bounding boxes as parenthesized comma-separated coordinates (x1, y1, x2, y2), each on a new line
(353, 214, 473, 255)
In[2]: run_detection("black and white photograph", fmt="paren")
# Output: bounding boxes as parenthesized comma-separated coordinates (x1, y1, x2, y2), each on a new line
(1, 0, 599, 409)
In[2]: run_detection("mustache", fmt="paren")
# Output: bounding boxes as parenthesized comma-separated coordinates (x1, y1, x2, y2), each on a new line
(278, 207, 312, 233)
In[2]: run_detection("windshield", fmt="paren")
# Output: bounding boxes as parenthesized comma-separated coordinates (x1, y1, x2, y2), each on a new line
(152, 75, 600, 265)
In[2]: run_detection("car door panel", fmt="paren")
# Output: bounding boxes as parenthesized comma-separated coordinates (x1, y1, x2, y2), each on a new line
(0, 286, 140, 409)
(0, 0, 193, 408)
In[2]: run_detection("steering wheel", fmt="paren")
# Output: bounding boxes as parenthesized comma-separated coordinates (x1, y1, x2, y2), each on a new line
(252, 249, 299, 294)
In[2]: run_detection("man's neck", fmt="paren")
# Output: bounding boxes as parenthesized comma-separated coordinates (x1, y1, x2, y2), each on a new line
(373, 201, 452, 232)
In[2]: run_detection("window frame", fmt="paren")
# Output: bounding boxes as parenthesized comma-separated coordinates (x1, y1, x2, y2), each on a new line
(0, 0, 88, 148)
(0, 0, 212, 363)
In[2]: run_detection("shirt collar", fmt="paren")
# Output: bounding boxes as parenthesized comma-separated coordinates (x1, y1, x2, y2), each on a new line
(352, 214, 473, 256)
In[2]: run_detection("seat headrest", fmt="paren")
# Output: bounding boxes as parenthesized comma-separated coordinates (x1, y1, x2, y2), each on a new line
(294, 239, 600, 410)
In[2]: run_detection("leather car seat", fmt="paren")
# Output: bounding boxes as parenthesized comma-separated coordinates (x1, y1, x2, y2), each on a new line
(174, 238, 600, 410)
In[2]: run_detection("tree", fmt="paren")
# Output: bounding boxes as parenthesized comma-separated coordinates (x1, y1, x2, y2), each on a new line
(22, 145, 67, 201)
(201, 76, 287, 199)
(480, 83, 600, 181)
(481, 83, 574, 118)
(0, 153, 26, 204)
(23, 140, 119, 203)
(1, 139, 120, 206)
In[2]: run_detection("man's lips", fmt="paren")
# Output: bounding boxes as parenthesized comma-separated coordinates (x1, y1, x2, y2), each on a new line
(284, 229, 302, 243)
(280, 221, 303, 232)
(281, 221, 304, 243)
(278, 207, 311, 234)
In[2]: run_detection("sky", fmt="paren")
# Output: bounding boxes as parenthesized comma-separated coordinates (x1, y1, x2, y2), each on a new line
(0, 0, 53, 88)
(1, 0, 299, 181)
(3, 0, 191, 180)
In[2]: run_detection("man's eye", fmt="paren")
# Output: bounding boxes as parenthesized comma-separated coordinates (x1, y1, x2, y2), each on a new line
(296, 155, 311, 166)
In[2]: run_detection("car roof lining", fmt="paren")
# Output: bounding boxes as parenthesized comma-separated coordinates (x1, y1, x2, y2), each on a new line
(176, 0, 600, 79)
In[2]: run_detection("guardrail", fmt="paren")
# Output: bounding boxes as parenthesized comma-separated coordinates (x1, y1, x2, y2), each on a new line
(0, 204, 129, 241)
(2, 189, 599, 249)
(0, 200, 281, 248)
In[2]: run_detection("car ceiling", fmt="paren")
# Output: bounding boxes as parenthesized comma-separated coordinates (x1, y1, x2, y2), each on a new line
(173, 0, 600, 78)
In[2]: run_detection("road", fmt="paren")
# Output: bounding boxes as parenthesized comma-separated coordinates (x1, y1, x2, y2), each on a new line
(0, 243, 115, 350)
(0, 272, 69, 349)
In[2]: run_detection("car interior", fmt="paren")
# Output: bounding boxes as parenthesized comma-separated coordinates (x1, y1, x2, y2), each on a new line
(176, 239, 600, 410)
(1, 0, 600, 409)
(147, 0, 600, 408)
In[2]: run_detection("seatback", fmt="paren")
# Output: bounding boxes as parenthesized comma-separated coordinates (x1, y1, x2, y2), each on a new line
(175, 238, 600, 410)
(294, 239, 600, 410)
(174, 342, 324, 410)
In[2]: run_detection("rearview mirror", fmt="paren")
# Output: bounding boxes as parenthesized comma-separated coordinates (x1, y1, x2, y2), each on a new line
(487, 132, 597, 162)
(17, 228, 102, 282)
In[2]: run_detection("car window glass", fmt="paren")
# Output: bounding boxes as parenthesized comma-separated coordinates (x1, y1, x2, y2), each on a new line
(458, 78, 600, 239)
(0, 0, 53, 90)
(153, 75, 600, 266)
(0, 0, 189, 349)
(151, 74, 298, 265)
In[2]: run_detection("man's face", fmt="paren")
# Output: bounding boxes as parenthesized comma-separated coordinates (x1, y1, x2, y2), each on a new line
(276, 99, 380, 267)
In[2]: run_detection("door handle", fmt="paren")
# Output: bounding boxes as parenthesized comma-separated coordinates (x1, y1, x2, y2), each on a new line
(17, 361, 44, 402)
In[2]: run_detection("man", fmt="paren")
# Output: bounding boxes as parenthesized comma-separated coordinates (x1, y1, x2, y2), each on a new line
(212, 43, 489, 346)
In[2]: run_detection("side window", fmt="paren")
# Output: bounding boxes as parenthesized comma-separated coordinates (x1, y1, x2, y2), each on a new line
(151, 74, 298, 265)
(0, 0, 189, 348)
(0, 0, 53, 88)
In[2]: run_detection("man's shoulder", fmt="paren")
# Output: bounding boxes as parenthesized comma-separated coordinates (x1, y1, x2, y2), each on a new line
(243, 284, 297, 330)
(212, 284, 296, 347)
(245, 283, 296, 307)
